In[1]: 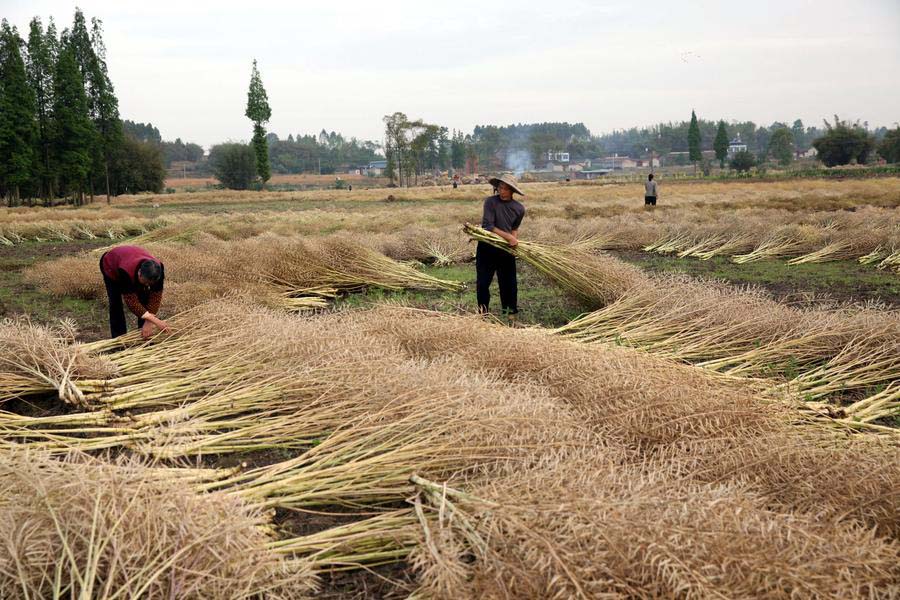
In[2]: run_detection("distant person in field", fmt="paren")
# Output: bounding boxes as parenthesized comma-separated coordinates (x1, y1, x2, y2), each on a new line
(644, 173, 658, 206)
(477, 173, 526, 320)
(99, 245, 168, 339)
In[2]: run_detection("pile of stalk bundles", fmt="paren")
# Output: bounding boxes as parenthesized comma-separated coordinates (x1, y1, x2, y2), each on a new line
(409, 451, 900, 599)
(357, 307, 785, 448)
(555, 272, 900, 420)
(0, 318, 114, 405)
(463, 224, 646, 307)
(3, 303, 900, 597)
(360, 307, 900, 533)
(0, 450, 311, 599)
(257, 234, 465, 295)
(0, 209, 166, 245)
(1, 300, 583, 472)
(25, 232, 463, 314)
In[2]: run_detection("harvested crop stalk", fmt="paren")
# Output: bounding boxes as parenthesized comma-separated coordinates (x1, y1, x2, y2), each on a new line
(271, 509, 419, 570)
(464, 224, 645, 307)
(788, 240, 854, 264)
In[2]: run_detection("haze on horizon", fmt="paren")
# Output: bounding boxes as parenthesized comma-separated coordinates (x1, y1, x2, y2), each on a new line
(4, 0, 898, 148)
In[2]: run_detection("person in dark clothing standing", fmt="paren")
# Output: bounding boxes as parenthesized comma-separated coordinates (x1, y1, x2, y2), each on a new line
(476, 173, 526, 319)
(99, 245, 169, 339)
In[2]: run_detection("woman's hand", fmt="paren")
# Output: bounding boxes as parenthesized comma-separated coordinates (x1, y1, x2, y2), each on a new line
(140, 313, 171, 337)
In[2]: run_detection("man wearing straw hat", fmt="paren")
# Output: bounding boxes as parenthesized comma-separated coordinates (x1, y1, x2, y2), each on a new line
(477, 173, 526, 320)
(99, 245, 169, 339)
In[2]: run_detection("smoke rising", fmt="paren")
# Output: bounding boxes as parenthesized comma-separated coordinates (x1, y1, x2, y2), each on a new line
(505, 149, 533, 176)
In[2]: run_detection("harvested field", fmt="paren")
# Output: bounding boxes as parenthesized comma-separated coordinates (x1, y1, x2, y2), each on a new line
(2, 177, 899, 597)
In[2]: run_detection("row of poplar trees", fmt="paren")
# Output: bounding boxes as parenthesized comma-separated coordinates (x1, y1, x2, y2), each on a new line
(0, 10, 122, 206)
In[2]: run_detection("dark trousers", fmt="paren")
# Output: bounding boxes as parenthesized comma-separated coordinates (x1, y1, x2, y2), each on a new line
(100, 255, 147, 338)
(644, 195, 657, 206)
(475, 242, 518, 314)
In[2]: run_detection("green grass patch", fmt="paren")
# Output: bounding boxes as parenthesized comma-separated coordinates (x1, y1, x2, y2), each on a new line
(334, 262, 588, 328)
(0, 240, 108, 339)
(618, 253, 900, 305)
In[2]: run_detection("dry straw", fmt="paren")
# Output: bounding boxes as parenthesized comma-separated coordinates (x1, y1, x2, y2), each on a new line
(362, 307, 900, 534)
(0, 450, 312, 599)
(409, 451, 900, 599)
(25, 233, 463, 315)
(555, 267, 900, 418)
(463, 224, 646, 306)
(2, 301, 899, 597)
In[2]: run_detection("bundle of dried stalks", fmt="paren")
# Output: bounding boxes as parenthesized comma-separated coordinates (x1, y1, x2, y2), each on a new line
(554, 269, 900, 415)
(0, 450, 312, 599)
(361, 308, 900, 536)
(663, 432, 900, 537)
(732, 224, 827, 263)
(409, 452, 900, 599)
(0, 318, 114, 405)
(200, 366, 586, 509)
(557, 275, 803, 362)
(271, 509, 420, 571)
(263, 234, 464, 294)
(359, 307, 782, 448)
(464, 224, 646, 307)
(26, 233, 462, 314)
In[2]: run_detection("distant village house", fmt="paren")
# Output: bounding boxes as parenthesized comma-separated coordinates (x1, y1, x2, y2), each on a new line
(366, 160, 388, 176)
(728, 134, 748, 156)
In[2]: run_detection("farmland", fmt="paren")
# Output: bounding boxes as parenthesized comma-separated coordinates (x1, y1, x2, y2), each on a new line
(163, 172, 388, 191)
(1, 176, 900, 598)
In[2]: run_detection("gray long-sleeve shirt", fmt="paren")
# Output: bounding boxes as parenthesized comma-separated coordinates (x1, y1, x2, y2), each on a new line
(645, 180, 658, 197)
(481, 195, 525, 233)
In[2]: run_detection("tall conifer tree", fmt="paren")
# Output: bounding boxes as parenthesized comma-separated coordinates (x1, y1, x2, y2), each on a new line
(51, 37, 93, 204)
(88, 16, 121, 202)
(714, 120, 729, 168)
(0, 20, 37, 205)
(245, 59, 272, 184)
(26, 17, 57, 201)
(688, 110, 702, 163)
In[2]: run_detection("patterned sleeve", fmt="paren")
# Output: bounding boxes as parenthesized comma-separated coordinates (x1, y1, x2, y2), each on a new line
(122, 293, 148, 318)
(146, 290, 162, 315)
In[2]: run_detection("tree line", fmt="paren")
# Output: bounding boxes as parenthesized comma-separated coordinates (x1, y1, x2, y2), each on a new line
(265, 131, 381, 175)
(122, 121, 204, 166)
(623, 112, 898, 172)
(382, 113, 899, 185)
(380, 116, 597, 186)
(0, 10, 167, 206)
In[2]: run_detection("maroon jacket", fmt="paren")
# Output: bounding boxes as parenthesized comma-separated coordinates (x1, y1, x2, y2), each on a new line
(101, 246, 164, 317)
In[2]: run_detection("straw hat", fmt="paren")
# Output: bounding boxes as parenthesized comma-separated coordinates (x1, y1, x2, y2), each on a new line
(489, 173, 525, 196)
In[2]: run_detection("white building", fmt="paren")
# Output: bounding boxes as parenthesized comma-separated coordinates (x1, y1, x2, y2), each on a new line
(594, 154, 639, 170)
(728, 134, 748, 156)
(547, 150, 570, 163)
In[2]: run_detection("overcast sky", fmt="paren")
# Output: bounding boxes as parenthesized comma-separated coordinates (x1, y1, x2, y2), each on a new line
(4, 0, 898, 148)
